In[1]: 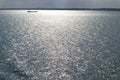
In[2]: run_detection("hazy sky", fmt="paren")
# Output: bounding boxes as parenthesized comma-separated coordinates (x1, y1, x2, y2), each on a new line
(0, 0, 120, 8)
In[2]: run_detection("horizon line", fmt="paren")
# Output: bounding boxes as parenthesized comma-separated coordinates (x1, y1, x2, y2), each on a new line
(0, 8, 120, 10)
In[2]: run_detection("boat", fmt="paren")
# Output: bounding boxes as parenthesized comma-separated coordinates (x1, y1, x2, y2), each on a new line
(27, 10, 38, 13)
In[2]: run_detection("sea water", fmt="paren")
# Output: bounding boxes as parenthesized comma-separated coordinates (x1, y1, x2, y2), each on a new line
(0, 10, 120, 80)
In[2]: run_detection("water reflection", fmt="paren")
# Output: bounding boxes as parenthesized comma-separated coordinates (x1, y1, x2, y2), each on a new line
(0, 11, 120, 80)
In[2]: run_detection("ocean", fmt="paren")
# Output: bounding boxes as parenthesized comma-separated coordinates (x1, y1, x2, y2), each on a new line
(0, 10, 120, 80)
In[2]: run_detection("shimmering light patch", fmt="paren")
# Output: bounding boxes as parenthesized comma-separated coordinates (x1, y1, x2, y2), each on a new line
(0, 10, 119, 16)
(39, 10, 72, 15)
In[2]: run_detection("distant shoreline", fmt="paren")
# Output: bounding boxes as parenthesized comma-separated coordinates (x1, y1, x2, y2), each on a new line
(0, 8, 120, 11)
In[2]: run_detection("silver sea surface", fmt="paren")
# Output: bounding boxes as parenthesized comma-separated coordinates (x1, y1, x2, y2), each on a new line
(0, 10, 120, 80)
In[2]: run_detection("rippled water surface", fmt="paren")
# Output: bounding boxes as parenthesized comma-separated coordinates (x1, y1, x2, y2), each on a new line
(0, 10, 120, 80)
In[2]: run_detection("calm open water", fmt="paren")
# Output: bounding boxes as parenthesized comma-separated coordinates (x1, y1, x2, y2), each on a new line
(0, 10, 120, 80)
